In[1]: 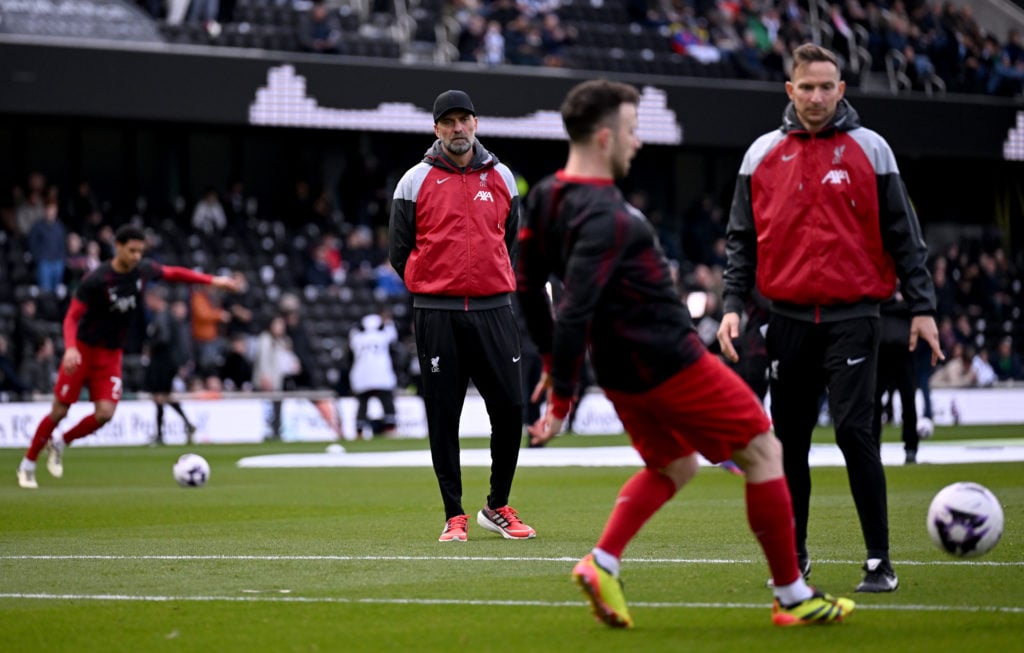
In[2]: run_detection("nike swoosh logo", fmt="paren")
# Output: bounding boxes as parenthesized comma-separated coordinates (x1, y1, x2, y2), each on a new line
(781, 153, 797, 161)
(512, 355, 521, 363)
(436, 178, 450, 185)
(846, 357, 866, 366)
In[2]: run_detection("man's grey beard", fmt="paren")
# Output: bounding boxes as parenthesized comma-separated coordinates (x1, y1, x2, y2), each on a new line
(446, 138, 472, 155)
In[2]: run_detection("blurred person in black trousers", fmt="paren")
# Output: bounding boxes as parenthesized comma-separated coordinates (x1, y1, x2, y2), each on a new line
(873, 292, 919, 465)
(144, 286, 197, 445)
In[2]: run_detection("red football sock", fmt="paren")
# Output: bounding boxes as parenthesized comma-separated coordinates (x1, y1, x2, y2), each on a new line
(596, 467, 677, 558)
(26, 415, 57, 461)
(62, 415, 102, 444)
(746, 477, 801, 586)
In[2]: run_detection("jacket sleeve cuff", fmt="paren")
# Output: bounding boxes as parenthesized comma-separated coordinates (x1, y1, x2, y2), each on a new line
(549, 393, 573, 420)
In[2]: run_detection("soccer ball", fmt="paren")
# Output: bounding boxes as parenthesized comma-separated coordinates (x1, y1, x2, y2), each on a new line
(926, 482, 1003, 557)
(917, 416, 934, 439)
(173, 453, 211, 488)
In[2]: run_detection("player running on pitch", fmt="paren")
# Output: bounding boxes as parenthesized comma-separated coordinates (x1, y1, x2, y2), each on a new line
(16, 224, 241, 489)
(517, 79, 854, 628)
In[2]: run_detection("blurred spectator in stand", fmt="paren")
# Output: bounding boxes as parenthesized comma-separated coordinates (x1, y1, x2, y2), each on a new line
(343, 225, 378, 280)
(64, 233, 98, 293)
(952, 313, 973, 346)
(144, 286, 198, 445)
(191, 187, 227, 237)
(540, 12, 575, 67)
(0, 334, 30, 399)
(166, 298, 195, 388)
(298, 0, 343, 54)
(17, 335, 57, 396)
(374, 259, 406, 299)
(220, 333, 255, 391)
(505, 15, 544, 66)
(305, 242, 334, 287)
(12, 298, 46, 370)
(64, 180, 102, 236)
(458, 13, 487, 62)
(223, 180, 249, 229)
(287, 180, 317, 225)
(987, 28, 1024, 96)
(993, 336, 1023, 381)
(309, 234, 345, 287)
(349, 312, 399, 438)
(682, 194, 725, 267)
(222, 271, 258, 340)
(488, 0, 519, 26)
(937, 315, 957, 353)
(14, 172, 47, 238)
(970, 346, 997, 387)
(190, 285, 229, 376)
(931, 256, 956, 319)
(252, 314, 301, 392)
(28, 200, 67, 292)
(734, 29, 769, 80)
(483, 20, 506, 66)
(280, 293, 318, 389)
(166, 0, 190, 24)
(94, 224, 116, 260)
(187, 0, 219, 25)
(930, 342, 976, 387)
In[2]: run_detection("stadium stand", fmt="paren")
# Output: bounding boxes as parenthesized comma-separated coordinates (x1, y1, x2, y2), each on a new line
(0, 0, 1021, 401)
(1, 0, 1019, 94)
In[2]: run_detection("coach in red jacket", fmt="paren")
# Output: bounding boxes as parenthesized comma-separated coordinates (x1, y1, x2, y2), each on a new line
(389, 89, 535, 543)
(718, 44, 943, 594)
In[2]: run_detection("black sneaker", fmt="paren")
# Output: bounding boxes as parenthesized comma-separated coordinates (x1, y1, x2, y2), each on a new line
(855, 558, 898, 593)
(905, 450, 917, 464)
(766, 554, 811, 588)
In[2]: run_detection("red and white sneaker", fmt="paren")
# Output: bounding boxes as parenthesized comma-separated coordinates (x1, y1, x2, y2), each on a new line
(477, 505, 536, 539)
(438, 514, 469, 542)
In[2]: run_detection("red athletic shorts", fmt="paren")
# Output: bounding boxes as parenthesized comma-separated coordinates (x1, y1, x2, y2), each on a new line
(603, 351, 772, 468)
(54, 343, 124, 405)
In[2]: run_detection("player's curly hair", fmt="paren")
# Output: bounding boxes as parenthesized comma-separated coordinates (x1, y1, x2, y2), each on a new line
(115, 224, 146, 244)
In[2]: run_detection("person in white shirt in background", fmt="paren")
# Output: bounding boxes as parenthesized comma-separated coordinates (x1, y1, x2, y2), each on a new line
(349, 312, 399, 439)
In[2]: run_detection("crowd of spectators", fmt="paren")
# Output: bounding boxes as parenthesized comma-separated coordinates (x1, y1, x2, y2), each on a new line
(2, 160, 1022, 404)
(672, 192, 1024, 391)
(133, 0, 1024, 98)
(0, 170, 410, 402)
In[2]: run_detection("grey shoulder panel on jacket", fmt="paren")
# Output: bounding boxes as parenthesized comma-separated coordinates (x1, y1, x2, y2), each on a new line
(845, 127, 899, 175)
(738, 131, 787, 175)
(393, 162, 433, 201)
(494, 163, 519, 198)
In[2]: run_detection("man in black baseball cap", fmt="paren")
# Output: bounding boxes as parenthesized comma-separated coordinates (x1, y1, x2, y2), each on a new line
(433, 90, 476, 123)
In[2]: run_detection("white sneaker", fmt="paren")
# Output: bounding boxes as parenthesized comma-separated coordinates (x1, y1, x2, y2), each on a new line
(17, 468, 38, 489)
(46, 437, 65, 478)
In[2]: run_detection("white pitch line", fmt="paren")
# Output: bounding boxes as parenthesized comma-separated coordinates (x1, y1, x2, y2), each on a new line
(1, 592, 1021, 614)
(1, 554, 1021, 567)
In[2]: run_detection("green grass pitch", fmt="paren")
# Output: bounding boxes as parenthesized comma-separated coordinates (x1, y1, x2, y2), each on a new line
(1, 424, 1021, 652)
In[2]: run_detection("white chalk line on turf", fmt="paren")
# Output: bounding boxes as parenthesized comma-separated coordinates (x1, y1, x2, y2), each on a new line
(2, 554, 1021, 567)
(1, 592, 1021, 614)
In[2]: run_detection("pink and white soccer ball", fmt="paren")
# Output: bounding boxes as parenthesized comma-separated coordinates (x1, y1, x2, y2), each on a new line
(926, 482, 1003, 557)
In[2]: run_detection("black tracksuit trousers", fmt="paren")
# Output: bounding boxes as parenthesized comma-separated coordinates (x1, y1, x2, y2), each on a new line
(414, 305, 524, 520)
(766, 313, 892, 562)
